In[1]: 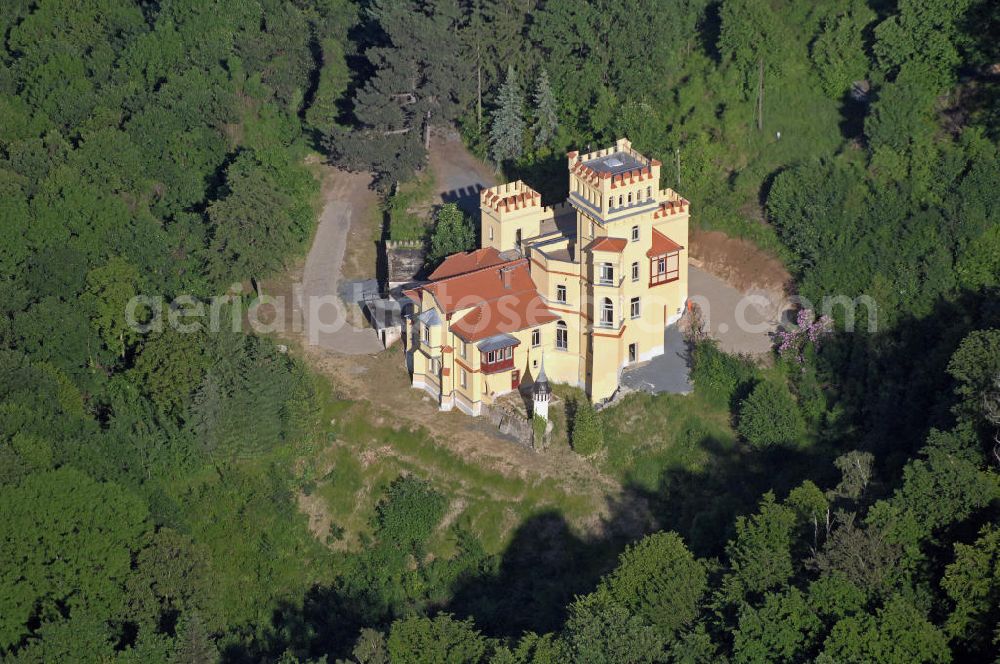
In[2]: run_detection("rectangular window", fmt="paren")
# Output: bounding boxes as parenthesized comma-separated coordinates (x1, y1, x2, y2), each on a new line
(650, 251, 681, 286)
(556, 284, 567, 303)
(460, 341, 467, 358)
(631, 261, 640, 282)
(631, 226, 639, 242)
(601, 299, 614, 327)
(556, 326, 568, 350)
(630, 297, 641, 319)
(505, 346, 513, 360)
(599, 263, 614, 285)
(531, 328, 540, 347)
(460, 368, 467, 388)
(422, 324, 430, 344)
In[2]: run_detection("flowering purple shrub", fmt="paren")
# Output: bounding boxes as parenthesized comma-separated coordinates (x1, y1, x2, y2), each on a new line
(775, 309, 833, 363)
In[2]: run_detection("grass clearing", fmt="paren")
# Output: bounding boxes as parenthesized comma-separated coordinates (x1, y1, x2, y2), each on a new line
(599, 391, 737, 493)
(385, 173, 437, 241)
(298, 389, 600, 557)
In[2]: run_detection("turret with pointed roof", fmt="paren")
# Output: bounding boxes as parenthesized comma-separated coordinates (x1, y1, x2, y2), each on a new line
(533, 353, 551, 420)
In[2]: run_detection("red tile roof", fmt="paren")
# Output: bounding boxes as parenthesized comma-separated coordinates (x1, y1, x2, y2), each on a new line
(424, 258, 533, 314)
(647, 228, 683, 257)
(451, 292, 560, 342)
(428, 247, 506, 280)
(420, 258, 560, 342)
(586, 237, 628, 253)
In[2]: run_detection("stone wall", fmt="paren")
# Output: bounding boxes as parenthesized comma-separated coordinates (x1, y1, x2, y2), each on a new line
(481, 403, 536, 450)
(385, 240, 425, 283)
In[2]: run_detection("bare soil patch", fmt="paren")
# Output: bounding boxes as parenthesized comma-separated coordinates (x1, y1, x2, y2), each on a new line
(689, 228, 792, 295)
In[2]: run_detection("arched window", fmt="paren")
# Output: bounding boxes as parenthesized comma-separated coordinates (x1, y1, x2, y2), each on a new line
(627, 192, 633, 204)
(608, 196, 613, 210)
(601, 298, 614, 327)
(647, 185, 652, 199)
(556, 321, 568, 350)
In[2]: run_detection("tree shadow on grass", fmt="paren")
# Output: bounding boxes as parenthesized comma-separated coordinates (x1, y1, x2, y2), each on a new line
(641, 436, 840, 558)
(231, 434, 842, 661)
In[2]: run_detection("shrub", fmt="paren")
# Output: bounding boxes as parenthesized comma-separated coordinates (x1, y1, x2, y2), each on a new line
(374, 475, 447, 551)
(571, 399, 604, 456)
(738, 381, 807, 448)
(691, 341, 759, 409)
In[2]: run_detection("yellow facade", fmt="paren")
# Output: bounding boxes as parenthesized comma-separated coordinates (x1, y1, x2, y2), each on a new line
(406, 138, 690, 411)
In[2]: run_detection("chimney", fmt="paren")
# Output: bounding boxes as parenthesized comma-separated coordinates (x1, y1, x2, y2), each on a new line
(500, 265, 514, 289)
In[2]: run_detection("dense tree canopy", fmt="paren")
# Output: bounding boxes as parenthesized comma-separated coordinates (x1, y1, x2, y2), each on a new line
(1, 0, 998, 661)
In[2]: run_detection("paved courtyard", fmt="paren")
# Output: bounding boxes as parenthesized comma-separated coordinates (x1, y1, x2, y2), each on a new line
(620, 324, 693, 395)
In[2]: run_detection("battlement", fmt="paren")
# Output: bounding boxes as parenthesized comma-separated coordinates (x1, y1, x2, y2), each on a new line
(540, 200, 572, 216)
(566, 137, 660, 192)
(481, 181, 542, 213)
(652, 189, 690, 219)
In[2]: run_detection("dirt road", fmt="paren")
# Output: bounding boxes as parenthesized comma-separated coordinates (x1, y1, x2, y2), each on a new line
(295, 167, 383, 355)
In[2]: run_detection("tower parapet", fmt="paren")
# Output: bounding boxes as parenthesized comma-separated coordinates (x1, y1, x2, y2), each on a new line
(480, 181, 547, 253)
(565, 138, 664, 224)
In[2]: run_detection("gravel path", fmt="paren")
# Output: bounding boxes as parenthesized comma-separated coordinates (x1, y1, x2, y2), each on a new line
(297, 168, 383, 355)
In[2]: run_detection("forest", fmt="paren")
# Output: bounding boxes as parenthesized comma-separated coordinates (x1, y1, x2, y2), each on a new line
(0, 0, 998, 662)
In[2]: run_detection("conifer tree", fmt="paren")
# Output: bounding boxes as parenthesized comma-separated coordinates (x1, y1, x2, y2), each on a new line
(571, 398, 604, 456)
(532, 68, 559, 148)
(490, 65, 526, 165)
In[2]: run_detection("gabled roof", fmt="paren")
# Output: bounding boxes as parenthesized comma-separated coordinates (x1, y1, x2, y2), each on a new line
(647, 228, 683, 257)
(424, 258, 536, 315)
(428, 247, 506, 280)
(585, 237, 628, 253)
(418, 257, 559, 342)
(450, 291, 559, 342)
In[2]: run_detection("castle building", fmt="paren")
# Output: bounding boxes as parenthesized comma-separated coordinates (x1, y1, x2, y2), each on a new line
(403, 138, 689, 415)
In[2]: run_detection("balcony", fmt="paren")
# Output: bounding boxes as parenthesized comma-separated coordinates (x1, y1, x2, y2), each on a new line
(481, 356, 515, 374)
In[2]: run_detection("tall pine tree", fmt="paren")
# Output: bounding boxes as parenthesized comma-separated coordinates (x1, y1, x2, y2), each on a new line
(532, 68, 559, 148)
(490, 65, 525, 165)
(336, 0, 474, 184)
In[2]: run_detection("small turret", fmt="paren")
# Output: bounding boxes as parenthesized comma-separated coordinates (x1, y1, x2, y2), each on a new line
(533, 353, 551, 420)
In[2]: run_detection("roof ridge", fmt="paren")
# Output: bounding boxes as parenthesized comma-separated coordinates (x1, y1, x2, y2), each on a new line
(427, 256, 527, 287)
